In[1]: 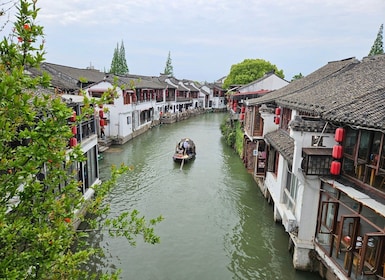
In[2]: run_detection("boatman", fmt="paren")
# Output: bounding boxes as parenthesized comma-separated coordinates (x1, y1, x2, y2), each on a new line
(183, 139, 189, 155)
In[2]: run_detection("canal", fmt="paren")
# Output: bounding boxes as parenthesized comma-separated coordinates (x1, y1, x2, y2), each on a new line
(90, 112, 321, 280)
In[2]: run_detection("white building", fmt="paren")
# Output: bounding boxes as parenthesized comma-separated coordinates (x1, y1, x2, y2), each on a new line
(86, 75, 166, 144)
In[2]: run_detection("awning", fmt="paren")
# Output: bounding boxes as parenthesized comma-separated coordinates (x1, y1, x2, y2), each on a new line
(323, 178, 385, 217)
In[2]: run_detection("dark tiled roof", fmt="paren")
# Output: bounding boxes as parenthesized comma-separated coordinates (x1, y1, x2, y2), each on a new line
(277, 55, 385, 130)
(323, 88, 385, 129)
(264, 129, 294, 165)
(289, 115, 336, 133)
(40, 62, 106, 90)
(204, 82, 224, 90)
(182, 82, 198, 91)
(105, 75, 165, 89)
(28, 62, 106, 92)
(27, 67, 75, 90)
(247, 57, 358, 106)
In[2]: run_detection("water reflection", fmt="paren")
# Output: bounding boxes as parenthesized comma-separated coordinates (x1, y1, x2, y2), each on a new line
(85, 113, 320, 279)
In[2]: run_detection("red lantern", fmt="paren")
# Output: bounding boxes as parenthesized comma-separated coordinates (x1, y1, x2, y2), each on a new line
(100, 119, 105, 127)
(241, 106, 246, 113)
(275, 107, 281, 115)
(335, 127, 345, 143)
(71, 126, 77, 135)
(330, 161, 341, 175)
(332, 145, 343, 159)
(274, 116, 280, 125)
(70, 111, 76, 122)
(99, 110, 104, 118)
(240, 113, 245, 120)
(69, 137, 77, 147)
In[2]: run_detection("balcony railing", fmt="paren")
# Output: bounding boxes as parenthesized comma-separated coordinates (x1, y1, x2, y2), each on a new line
(69, 117, 96, 147)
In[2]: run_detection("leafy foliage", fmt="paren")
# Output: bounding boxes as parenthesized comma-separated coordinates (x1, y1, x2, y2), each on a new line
(368, 24, 384, 56)
(234, 121, 244, 156)
(110, 40, 129, 75)
(220, 117, 236, 147)
(163, 51, 174, 76)
(220, 117, 244, 156)
(291, 72, 304, 81)
(0, 1, 161, 279)
(223, 58, 284, 89)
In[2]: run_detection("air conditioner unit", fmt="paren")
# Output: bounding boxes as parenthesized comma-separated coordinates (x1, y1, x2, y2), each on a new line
(282, 210, 297, 233)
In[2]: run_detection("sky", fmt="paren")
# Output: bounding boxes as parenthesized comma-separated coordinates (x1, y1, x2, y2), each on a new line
(3, 0, 385, 82)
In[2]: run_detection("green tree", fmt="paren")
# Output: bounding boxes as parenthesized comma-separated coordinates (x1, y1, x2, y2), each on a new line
(368, 24, 384, 56)
(291, 72, 304, 81)
(119, 40, 129, 74)
(223, 58, 284, 89)
(0, 1, 161, 279)
(110, 43, 119, 74)
(110, 40, 129, 75)
(163, 51, 174, 76)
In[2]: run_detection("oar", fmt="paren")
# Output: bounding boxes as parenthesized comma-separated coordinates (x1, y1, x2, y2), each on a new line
(180, 158, 184, 170)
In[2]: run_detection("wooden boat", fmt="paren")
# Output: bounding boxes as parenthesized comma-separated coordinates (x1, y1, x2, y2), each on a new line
(173, 138, 196, 163)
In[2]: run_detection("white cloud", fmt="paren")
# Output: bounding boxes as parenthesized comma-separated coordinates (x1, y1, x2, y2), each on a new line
(9, 0, 384, 81)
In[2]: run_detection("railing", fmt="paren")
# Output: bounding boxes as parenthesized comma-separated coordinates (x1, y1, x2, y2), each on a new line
(80, 118, 96, 140)
(176, 97, 191, 102)
(70, 117, 96, 147)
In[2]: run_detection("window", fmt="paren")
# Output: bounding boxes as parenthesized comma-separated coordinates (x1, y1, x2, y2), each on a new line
(311, 135, 324, 147)
(358, 130, 371, 161)
(342, 157, 356, 178)
(381, 139, 385, 170)
(283, 167, 299, 212)
(344, 128, 358, 156)
(253, 110, 262, 134)
(77, 147, 98, 194)
(302, 148, 333, 175)
(342, 128, 385, 189)
(267, 145, 278, 174)
(281, 107, 292, 132)
(318, 200, 339, 234)
(86, 147, 98, 188)
(89, 91, 104, 98)
(123, 91, 131, 105)
(315, 181, 385, 277)
(127, 116, 131, 125)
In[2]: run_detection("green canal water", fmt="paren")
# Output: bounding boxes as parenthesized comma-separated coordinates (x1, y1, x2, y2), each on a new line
(87, 112, 321, 280)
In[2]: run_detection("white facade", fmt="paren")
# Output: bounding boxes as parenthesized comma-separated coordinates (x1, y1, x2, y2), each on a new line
(238, 73, 289, 93)
(261, 108, 340, 270)
(86, 81, 157, 144)
(61, 94, 100, 228)
(211, 96, 227, 110)
(199, 85, 210, 108)
(185, 81, 202, 109)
